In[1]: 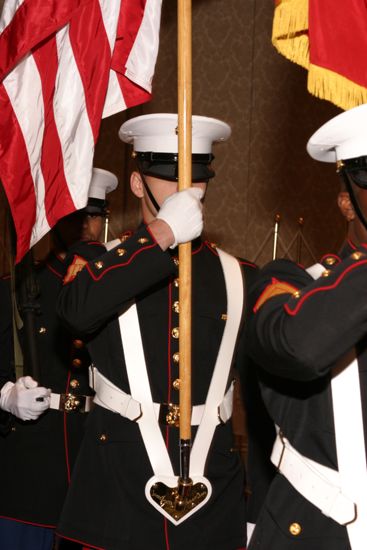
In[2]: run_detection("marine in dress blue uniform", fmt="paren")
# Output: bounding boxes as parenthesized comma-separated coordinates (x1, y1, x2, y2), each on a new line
(56, 114, 257, 550)
(0, 169, 117, 550)
(247, 104, 367, 550)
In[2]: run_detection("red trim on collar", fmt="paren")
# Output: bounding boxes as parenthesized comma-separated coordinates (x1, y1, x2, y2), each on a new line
(170, 242, 203, 261)
(192, 241, 204, 255)
(160, 238, 203, 254)
(285, 259, 367, 316)
(204, 241, 219, 255)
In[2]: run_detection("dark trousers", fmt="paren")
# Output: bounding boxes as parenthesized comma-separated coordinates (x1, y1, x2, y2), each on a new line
(0, 517, 54, 550)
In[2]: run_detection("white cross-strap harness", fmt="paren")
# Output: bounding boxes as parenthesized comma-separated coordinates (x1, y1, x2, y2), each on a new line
(93, 248, 244, 524)
(273, 262, 367, 549)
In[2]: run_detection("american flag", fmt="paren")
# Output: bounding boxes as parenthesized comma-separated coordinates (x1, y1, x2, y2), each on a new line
(0, 0, 162, 262)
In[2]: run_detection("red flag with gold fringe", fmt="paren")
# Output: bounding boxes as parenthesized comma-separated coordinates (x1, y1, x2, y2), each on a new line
(272, 0, 367, 111)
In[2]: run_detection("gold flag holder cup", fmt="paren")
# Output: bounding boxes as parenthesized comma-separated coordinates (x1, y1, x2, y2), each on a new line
(146, 475, 212, 525)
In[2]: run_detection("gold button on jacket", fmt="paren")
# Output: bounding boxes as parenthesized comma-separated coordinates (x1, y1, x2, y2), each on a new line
(289, 522, 302, 536)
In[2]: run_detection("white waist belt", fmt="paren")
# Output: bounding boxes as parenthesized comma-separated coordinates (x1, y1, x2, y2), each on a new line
(271, 430, 356, 525)
(90, 366, 234, 426)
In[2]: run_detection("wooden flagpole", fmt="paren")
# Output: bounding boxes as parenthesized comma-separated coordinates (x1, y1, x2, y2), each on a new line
(178, 0, 192, 457)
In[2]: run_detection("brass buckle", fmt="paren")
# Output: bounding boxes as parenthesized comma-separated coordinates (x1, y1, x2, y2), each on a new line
(159, 403, 180, 427)
(60, 393, 85, 413)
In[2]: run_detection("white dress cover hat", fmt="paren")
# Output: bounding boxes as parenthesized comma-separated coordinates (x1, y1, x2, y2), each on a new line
(118, 113, 231, 154)
(307, 104, 367, 163)
(88, 168, 118, 200)
(85, 168, 118, 215)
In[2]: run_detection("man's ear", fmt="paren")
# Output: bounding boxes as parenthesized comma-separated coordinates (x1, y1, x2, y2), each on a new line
(337, 191, 355, 222)
(130, 171, 144, 198)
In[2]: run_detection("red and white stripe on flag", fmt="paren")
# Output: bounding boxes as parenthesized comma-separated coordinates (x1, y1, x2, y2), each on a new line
(0, 0, 162, 262)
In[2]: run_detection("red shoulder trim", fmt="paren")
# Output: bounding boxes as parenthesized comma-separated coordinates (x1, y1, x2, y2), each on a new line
(285, 259, 367, 316)
(85, 242, 158, 281)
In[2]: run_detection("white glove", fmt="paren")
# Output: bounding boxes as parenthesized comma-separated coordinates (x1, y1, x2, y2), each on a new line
(0, 376, 51, 421)
(156, 188, 204, 248)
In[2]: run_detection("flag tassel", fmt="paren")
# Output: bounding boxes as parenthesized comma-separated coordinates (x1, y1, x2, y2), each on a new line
(272, 0, 309, 69)
(308, 63, 367, 111)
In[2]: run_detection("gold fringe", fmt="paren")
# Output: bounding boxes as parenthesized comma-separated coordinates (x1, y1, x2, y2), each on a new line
(272, 0, 367, 110)
(308, 64, 367, 111)
(272, 0, 309, 69)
